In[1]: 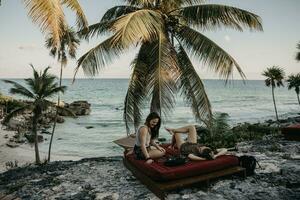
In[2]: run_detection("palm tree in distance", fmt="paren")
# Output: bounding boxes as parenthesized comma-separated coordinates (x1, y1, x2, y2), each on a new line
(45, 27, 80, 162)
(75, 0, 263, 134)
(23, 0, 88, 50)
(262, 66, 285, 122)
(296, 42, 300, 61)
(287, 73, 300, 107)
(3, 66, 67, 164)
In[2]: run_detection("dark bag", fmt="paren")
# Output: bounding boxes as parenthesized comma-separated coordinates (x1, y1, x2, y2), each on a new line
(238, 155, 257, 176)
(164, 156, 187, 167)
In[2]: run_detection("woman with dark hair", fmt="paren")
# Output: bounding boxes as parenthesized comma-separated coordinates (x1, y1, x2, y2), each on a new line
(165, 125, 227, 161)
(134, 112, 166, 164)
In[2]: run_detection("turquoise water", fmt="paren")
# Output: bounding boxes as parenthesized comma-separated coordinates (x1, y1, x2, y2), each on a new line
(0, 79, 299, 157)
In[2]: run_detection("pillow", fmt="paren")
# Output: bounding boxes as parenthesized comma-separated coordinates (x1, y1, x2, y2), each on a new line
(113, 134, 136, 149)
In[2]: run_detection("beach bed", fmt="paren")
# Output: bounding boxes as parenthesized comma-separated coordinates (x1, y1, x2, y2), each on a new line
(124, 145, 246, 199)
(281, 124, 300, 141)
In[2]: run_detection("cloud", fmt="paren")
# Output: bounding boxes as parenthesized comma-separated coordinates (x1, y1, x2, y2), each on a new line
(18, 44, 39, 51)
(224, 35, 231, 42)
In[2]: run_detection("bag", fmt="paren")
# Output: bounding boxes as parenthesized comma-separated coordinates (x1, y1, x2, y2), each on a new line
(238, 155, 257, 176)
(164, 156, 187, 167)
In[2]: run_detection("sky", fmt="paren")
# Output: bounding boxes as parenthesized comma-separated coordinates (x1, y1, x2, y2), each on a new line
(0, 0, 299, 80)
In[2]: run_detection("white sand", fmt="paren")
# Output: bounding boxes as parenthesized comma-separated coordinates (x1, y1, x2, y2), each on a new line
(0, 126, 82, 173)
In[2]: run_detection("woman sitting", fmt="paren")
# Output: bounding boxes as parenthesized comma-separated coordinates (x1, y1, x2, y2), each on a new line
(134, 112, 166, 164)
(165, 125, 227, 161)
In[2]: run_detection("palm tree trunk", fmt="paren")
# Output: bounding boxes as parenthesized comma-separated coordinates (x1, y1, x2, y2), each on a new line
(33, 112, 41, 164)
(272, 86, 279, 122)
(297, 93, 300, 107)
(48, 62, 63, 162)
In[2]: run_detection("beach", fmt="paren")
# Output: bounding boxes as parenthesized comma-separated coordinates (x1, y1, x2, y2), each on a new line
(0, 126, 82, 173)
(0, 135, 299, 200)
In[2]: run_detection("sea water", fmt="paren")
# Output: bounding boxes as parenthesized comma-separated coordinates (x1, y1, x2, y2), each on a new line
(0, 79, 299, 157)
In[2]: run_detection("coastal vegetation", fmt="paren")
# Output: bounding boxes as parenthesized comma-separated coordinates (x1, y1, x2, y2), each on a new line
(262, 66, 285, 122)
(3, 66, 67, 164)
(296, 42, 300, 61)
(45, 27, 80, 162)
(23, 0, 88, 50)
(287, 73, 300, 107)
(74, 0, 263, 133)
(197, 112, 280, 150)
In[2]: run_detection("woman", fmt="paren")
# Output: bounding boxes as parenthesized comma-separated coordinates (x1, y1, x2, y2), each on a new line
(134, 112, 166, 164)
(165, 125, 227, 161)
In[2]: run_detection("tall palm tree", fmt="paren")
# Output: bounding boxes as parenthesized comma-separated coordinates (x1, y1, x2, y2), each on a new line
(75, 0, 263, 134)
(262, 66, 285, 122)
(296, 42, 300, 61)
(287, 73, 300, 107)
(23, 0, 88, 50)
(45, 27, 80, 162)
(3, 65, 67, 164)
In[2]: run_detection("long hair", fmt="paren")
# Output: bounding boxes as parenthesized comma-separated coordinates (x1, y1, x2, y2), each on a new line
(145, 112, 161, 139)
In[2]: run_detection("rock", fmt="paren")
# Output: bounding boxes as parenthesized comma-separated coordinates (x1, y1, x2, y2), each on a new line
(41, 129, 51, 135)
(6, 142, 19, 148)
(86, 126, 94, 129)
(64, 101, 91, 116)
(56, 116, 65, 123)
(24, 133, 44, 143)
(95, 192, 119, 200)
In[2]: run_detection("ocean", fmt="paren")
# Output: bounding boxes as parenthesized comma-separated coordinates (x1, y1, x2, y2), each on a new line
(0, 79, 299, 158)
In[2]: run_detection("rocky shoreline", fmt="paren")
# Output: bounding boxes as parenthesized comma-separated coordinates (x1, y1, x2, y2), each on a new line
(2, 100, 91, 148)
(0, 135, 299, 200)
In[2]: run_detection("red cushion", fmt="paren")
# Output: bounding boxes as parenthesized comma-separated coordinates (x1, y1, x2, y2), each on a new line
(282, 124, 300, 134)
(125, 144, 239, 181)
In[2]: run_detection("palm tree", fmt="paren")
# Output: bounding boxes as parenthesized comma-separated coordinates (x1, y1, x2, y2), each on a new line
(3, 65, 67, 164)
(45, 27, 80, 162)
(262, 66, 285, 122)
(287, 73, 300, 107)
(296, 42, 300, 61)
(23, 0, 88, 50)
(75, 0, 263, 134)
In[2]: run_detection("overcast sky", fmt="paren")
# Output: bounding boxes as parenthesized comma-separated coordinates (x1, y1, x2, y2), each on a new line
(0, 0, 299, 79)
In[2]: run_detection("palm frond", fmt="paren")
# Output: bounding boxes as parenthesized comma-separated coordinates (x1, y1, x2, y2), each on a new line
(147, 33, 180, 117)
(125, 0, 156, 7)
(23, 0, 65, 49)
(262, 66, 285, 88)
(78, 20, 116, 40)
(2, 104, 32, 124)
(42, 86, 67, 99)
(101, 5, 140, 23)
(61, 0, 88, 30)
(175, 25, 245, 81)
(176, 44, 212, 125)
(123, 46, 149, 134)
(3, 80, 35, 99)
(46, 27, 80, 61)
(296, 42, 300, 61)
(78, 6, 139, 40)
(110, 9, 163, 46)
(75, 36, 125, 78)
(287, 73, 300, 94)
(178, 4, 263, 31)
(76, 9, 163, 78)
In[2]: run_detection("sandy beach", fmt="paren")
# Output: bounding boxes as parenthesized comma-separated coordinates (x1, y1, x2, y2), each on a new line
(0, 126, 82, 173)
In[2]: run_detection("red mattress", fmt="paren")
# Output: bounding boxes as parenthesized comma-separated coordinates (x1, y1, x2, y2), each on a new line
(281, 124, 300, 141)
(125, 144, 239, 181)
